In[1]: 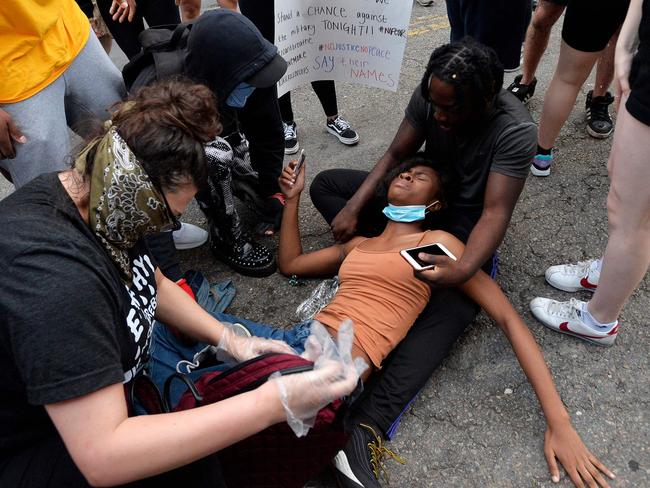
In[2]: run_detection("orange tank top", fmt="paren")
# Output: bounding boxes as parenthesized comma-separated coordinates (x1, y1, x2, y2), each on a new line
(315, 233, 432, 368)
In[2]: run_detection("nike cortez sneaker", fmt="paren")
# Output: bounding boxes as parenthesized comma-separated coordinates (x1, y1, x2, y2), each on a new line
(545, 258, 600, 292)
(529, 297, 618, 346)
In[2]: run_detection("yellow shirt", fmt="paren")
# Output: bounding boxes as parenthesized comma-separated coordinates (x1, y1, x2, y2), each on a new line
(0, 0, 90, 104)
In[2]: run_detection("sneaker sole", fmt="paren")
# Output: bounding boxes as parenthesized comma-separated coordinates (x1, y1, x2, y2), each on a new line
(538, 320, 616, 347)
(333, 451, 365, 488)
(327, 127, 360, 145)
(544, 280, 598, 293)
(586, 125, 613, 139)
(285, 142, 300, 155)
(530, 164, 551, 177)
(174, 236, 209, 250)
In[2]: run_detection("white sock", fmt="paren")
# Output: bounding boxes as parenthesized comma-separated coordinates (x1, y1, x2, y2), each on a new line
(581, 302, 617, 330)
(592, 258, 603, 274)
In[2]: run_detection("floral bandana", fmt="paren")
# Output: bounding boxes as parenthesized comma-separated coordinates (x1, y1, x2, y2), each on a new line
(75, 127, 177, 281)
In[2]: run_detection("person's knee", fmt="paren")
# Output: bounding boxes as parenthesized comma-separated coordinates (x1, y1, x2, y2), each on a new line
(531, 2, 563, 32)
(605, 186, 650, 237)
(309, 169, 332, 205)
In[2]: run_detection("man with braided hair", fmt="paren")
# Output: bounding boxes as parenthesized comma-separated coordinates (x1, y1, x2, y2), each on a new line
(310, 39, 537, 487)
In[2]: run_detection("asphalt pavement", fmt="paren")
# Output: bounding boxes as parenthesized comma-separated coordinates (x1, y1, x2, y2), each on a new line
(1, 2, 647, 487)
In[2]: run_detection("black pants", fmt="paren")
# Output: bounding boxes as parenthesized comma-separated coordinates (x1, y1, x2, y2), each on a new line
(310, 169, 487, 438)
(96, 0, 181, 59)
(0, 435, 226, 488)
(238, 0, 339, 122)
(445, 0, 531, 70)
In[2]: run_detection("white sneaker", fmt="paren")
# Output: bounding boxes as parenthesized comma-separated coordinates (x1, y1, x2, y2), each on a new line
(172, 222, 208, 250)
(545, 258, 600, 292)
(529, 297, 618, 346)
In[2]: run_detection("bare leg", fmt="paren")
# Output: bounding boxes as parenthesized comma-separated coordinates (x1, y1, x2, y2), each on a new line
(537, 41, 602, 149)
(592, 30, 619, 98)
(177, 0, 201, 21)
(587, 104, 650, 323)
(520, 0, 565, 85)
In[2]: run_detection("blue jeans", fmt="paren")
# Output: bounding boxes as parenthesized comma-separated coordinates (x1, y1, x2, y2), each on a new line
(148, 312, 312, 408)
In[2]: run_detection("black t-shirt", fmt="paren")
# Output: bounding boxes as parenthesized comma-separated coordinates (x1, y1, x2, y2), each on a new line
(0, 173, 157, 455)
(405, 86, 537, 241)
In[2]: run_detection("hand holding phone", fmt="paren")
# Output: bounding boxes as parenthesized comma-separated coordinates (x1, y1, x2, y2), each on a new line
(294, 149, 306, 176)
(278, 150, 306, 200)
(400, 242, 457, 271)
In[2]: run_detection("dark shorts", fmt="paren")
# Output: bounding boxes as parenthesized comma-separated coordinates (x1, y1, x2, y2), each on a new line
(547, 0, 568, 6)
(562, 0, 629, 52)
(626, 54, 650, 126)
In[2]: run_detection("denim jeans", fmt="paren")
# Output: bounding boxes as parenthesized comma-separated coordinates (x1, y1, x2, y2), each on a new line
(148, 312, 313, 408)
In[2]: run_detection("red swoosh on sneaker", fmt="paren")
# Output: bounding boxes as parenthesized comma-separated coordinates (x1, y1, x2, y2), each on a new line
(580, 277, 598, 289)
(559, 322, 618, 340)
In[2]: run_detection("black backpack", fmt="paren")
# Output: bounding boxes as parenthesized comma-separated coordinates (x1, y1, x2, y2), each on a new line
(122, 23, 192, 92)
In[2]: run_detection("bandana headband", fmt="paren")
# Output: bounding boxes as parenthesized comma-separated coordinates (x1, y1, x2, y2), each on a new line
(75, 127, 177, 281)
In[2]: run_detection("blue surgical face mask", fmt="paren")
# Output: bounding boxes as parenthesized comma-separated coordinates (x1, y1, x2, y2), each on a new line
(226, 82, 256, 108)
(382, 201, 439, 222)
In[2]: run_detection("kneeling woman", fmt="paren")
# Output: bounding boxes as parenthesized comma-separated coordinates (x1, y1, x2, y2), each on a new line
(0, 80, 360, 488)
(156, 155, 614, 485)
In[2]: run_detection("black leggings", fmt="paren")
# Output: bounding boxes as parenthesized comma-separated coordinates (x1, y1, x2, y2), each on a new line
(238, 0, 339, 122)
(96, 0, 181, 59)
(0, 435, 226, 488)
(310, 169, 489, 438)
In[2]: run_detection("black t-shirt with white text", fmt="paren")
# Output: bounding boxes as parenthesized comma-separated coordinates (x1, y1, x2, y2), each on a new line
(0, 173, 157, 455)
(405, 86, 537, 242)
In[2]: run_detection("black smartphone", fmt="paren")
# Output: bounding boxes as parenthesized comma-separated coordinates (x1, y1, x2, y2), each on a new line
(400, 242, 457, 271)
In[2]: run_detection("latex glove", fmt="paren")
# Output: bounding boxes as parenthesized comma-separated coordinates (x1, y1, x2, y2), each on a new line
(272, 320, 368, 436)
(216, 324, 296, 363)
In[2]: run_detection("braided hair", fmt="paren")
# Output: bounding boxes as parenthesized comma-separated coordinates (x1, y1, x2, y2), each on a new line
(420, 37, 504, 113)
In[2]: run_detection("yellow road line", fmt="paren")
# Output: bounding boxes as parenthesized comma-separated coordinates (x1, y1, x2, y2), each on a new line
(408, 19, 450, 37)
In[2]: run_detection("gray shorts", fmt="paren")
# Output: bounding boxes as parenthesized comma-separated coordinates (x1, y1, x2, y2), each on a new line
(0, 27, 126, 188)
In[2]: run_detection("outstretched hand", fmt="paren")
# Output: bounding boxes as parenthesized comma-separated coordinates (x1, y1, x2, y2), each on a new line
(544, 421, 615, 487)
(278, 159, 305, 201)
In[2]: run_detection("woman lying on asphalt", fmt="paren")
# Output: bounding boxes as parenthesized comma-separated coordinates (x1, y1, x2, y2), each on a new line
(156, 155, 616, 488)
(0, 79, 361, 488)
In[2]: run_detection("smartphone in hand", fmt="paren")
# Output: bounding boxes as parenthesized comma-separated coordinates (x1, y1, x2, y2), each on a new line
(294, 149, 306, 175)
(400, 242, 457, 271)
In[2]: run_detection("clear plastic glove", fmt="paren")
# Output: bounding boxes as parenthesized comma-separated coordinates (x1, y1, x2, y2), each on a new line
(216, 323, 296, 363)
(271, 320, 368, 437)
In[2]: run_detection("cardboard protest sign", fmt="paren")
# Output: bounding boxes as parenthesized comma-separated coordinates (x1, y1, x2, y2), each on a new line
(274, 0, 413, 96)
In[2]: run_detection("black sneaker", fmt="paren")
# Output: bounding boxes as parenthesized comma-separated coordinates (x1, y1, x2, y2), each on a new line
(585, 90, 614, 139)
(333, 423, 405, 488)
(283, 121, 299, 155)
(209, 226, 276, 277)
(506, 75, 537, 105)
(326, 116, 359, 145)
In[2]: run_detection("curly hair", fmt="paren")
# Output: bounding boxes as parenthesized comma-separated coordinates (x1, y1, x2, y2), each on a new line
(420, 38, 504, 113)
(79, 77, 221, 190)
